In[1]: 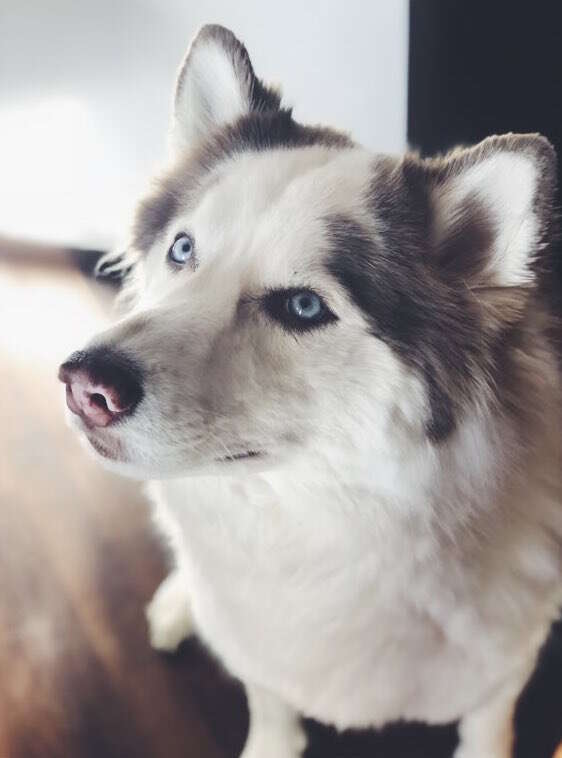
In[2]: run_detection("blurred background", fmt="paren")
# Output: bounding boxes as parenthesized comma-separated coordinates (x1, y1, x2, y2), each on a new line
(0, 1, 560, 757)
(0, 0, 407, 250)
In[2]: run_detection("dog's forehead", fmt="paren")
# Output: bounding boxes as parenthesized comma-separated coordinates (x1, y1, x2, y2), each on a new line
(204, 146, 369, 212)
(189, 146, 373, 268)
(131, 142, 376, 267)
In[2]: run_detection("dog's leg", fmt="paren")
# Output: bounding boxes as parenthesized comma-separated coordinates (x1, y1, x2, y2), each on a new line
(455, 674, 526, 758)
(240, 684, 306, 758)
(145, 567, 194, 652)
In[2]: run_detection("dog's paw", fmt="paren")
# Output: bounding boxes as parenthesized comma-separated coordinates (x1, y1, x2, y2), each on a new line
(240, 743, 305, 758)
(145, 570, 194, 653)
(240, 726, 306, 758)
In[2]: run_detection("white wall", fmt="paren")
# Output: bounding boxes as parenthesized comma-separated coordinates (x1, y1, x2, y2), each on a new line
(0, 0, 408, 249)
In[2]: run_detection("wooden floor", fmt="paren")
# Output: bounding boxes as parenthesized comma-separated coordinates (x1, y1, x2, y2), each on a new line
(0, 253, 559, 758)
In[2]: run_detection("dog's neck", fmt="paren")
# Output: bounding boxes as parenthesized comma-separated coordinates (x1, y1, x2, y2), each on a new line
(253, 400, 559, 552)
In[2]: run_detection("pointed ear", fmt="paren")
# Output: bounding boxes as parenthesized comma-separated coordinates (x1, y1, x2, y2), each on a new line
(418, 134, 557, 287)
(170, 24, 281, 151)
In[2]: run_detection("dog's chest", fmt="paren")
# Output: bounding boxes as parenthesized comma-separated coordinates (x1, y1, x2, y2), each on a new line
(154, 476, 498, 727)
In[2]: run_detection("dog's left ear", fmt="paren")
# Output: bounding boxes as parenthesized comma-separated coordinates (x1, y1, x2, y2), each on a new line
(171, 24, 281, 151)
(410, 134, 558, 287)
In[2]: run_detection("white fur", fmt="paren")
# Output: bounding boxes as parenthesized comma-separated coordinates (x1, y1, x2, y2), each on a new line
(240, 684, 307, 758)
(145, 568, 194, 652)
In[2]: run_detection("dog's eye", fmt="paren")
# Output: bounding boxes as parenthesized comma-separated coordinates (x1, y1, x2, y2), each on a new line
(168, 233, 194, 266)
(287, 292, 322, 320)
(263, 288, 338, 332)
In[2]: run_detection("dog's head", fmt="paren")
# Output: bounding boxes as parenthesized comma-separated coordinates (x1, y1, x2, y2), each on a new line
(60, 25, 558, 480)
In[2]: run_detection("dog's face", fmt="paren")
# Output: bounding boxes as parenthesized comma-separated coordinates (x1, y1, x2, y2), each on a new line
(60, 25, 557, 480)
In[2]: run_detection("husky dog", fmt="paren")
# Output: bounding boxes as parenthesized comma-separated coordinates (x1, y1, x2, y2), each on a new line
(59, 25, 561, 758)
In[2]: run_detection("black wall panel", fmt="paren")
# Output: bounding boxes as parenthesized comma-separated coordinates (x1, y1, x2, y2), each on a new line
(408, 4, 562, 757)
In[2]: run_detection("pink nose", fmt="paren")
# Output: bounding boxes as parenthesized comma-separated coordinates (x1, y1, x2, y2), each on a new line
(60, 369, 132, 427)
(58, 348, 143, 428)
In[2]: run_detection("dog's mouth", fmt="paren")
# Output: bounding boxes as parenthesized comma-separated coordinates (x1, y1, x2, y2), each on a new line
(81, 420, 261, 468)
(87, 430, 260, 467)
(218, 450, 262, 463)
(86, 433, 123, 461)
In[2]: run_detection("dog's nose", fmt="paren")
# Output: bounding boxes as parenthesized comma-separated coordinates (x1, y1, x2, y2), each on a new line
(58, 347, 143, 428)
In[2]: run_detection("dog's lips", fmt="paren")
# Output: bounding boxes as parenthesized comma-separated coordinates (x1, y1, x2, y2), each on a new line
(218, 450, 263, 463)
(87, 435, 116, 459)
(81, 428, 123, 461)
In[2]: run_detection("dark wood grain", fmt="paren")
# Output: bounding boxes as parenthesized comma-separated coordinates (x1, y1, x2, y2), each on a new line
(0, 255, 558, 758)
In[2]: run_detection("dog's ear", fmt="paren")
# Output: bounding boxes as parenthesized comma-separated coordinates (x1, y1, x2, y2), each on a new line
(171, 24, 281, 151)
(95, 249, 137, 283)
(407, 134, 557, 288)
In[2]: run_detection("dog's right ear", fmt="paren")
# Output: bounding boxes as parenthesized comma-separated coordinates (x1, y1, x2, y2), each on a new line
(94, 249, 136, 283)
(170, 24, 281, 152)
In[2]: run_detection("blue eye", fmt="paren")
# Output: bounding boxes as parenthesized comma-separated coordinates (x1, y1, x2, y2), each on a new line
(287, 291, 323, 320)
(262, 288, 337, 332)
(168, 233, 194, 265)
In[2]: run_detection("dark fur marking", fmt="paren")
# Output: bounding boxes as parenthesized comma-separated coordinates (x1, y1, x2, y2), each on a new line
(207, 109, 351, 159)
(434, 192, 496, 282)
(326, 135, 559, 442)
(325, 212, 471, 442)
(131, 182, 181, 253)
